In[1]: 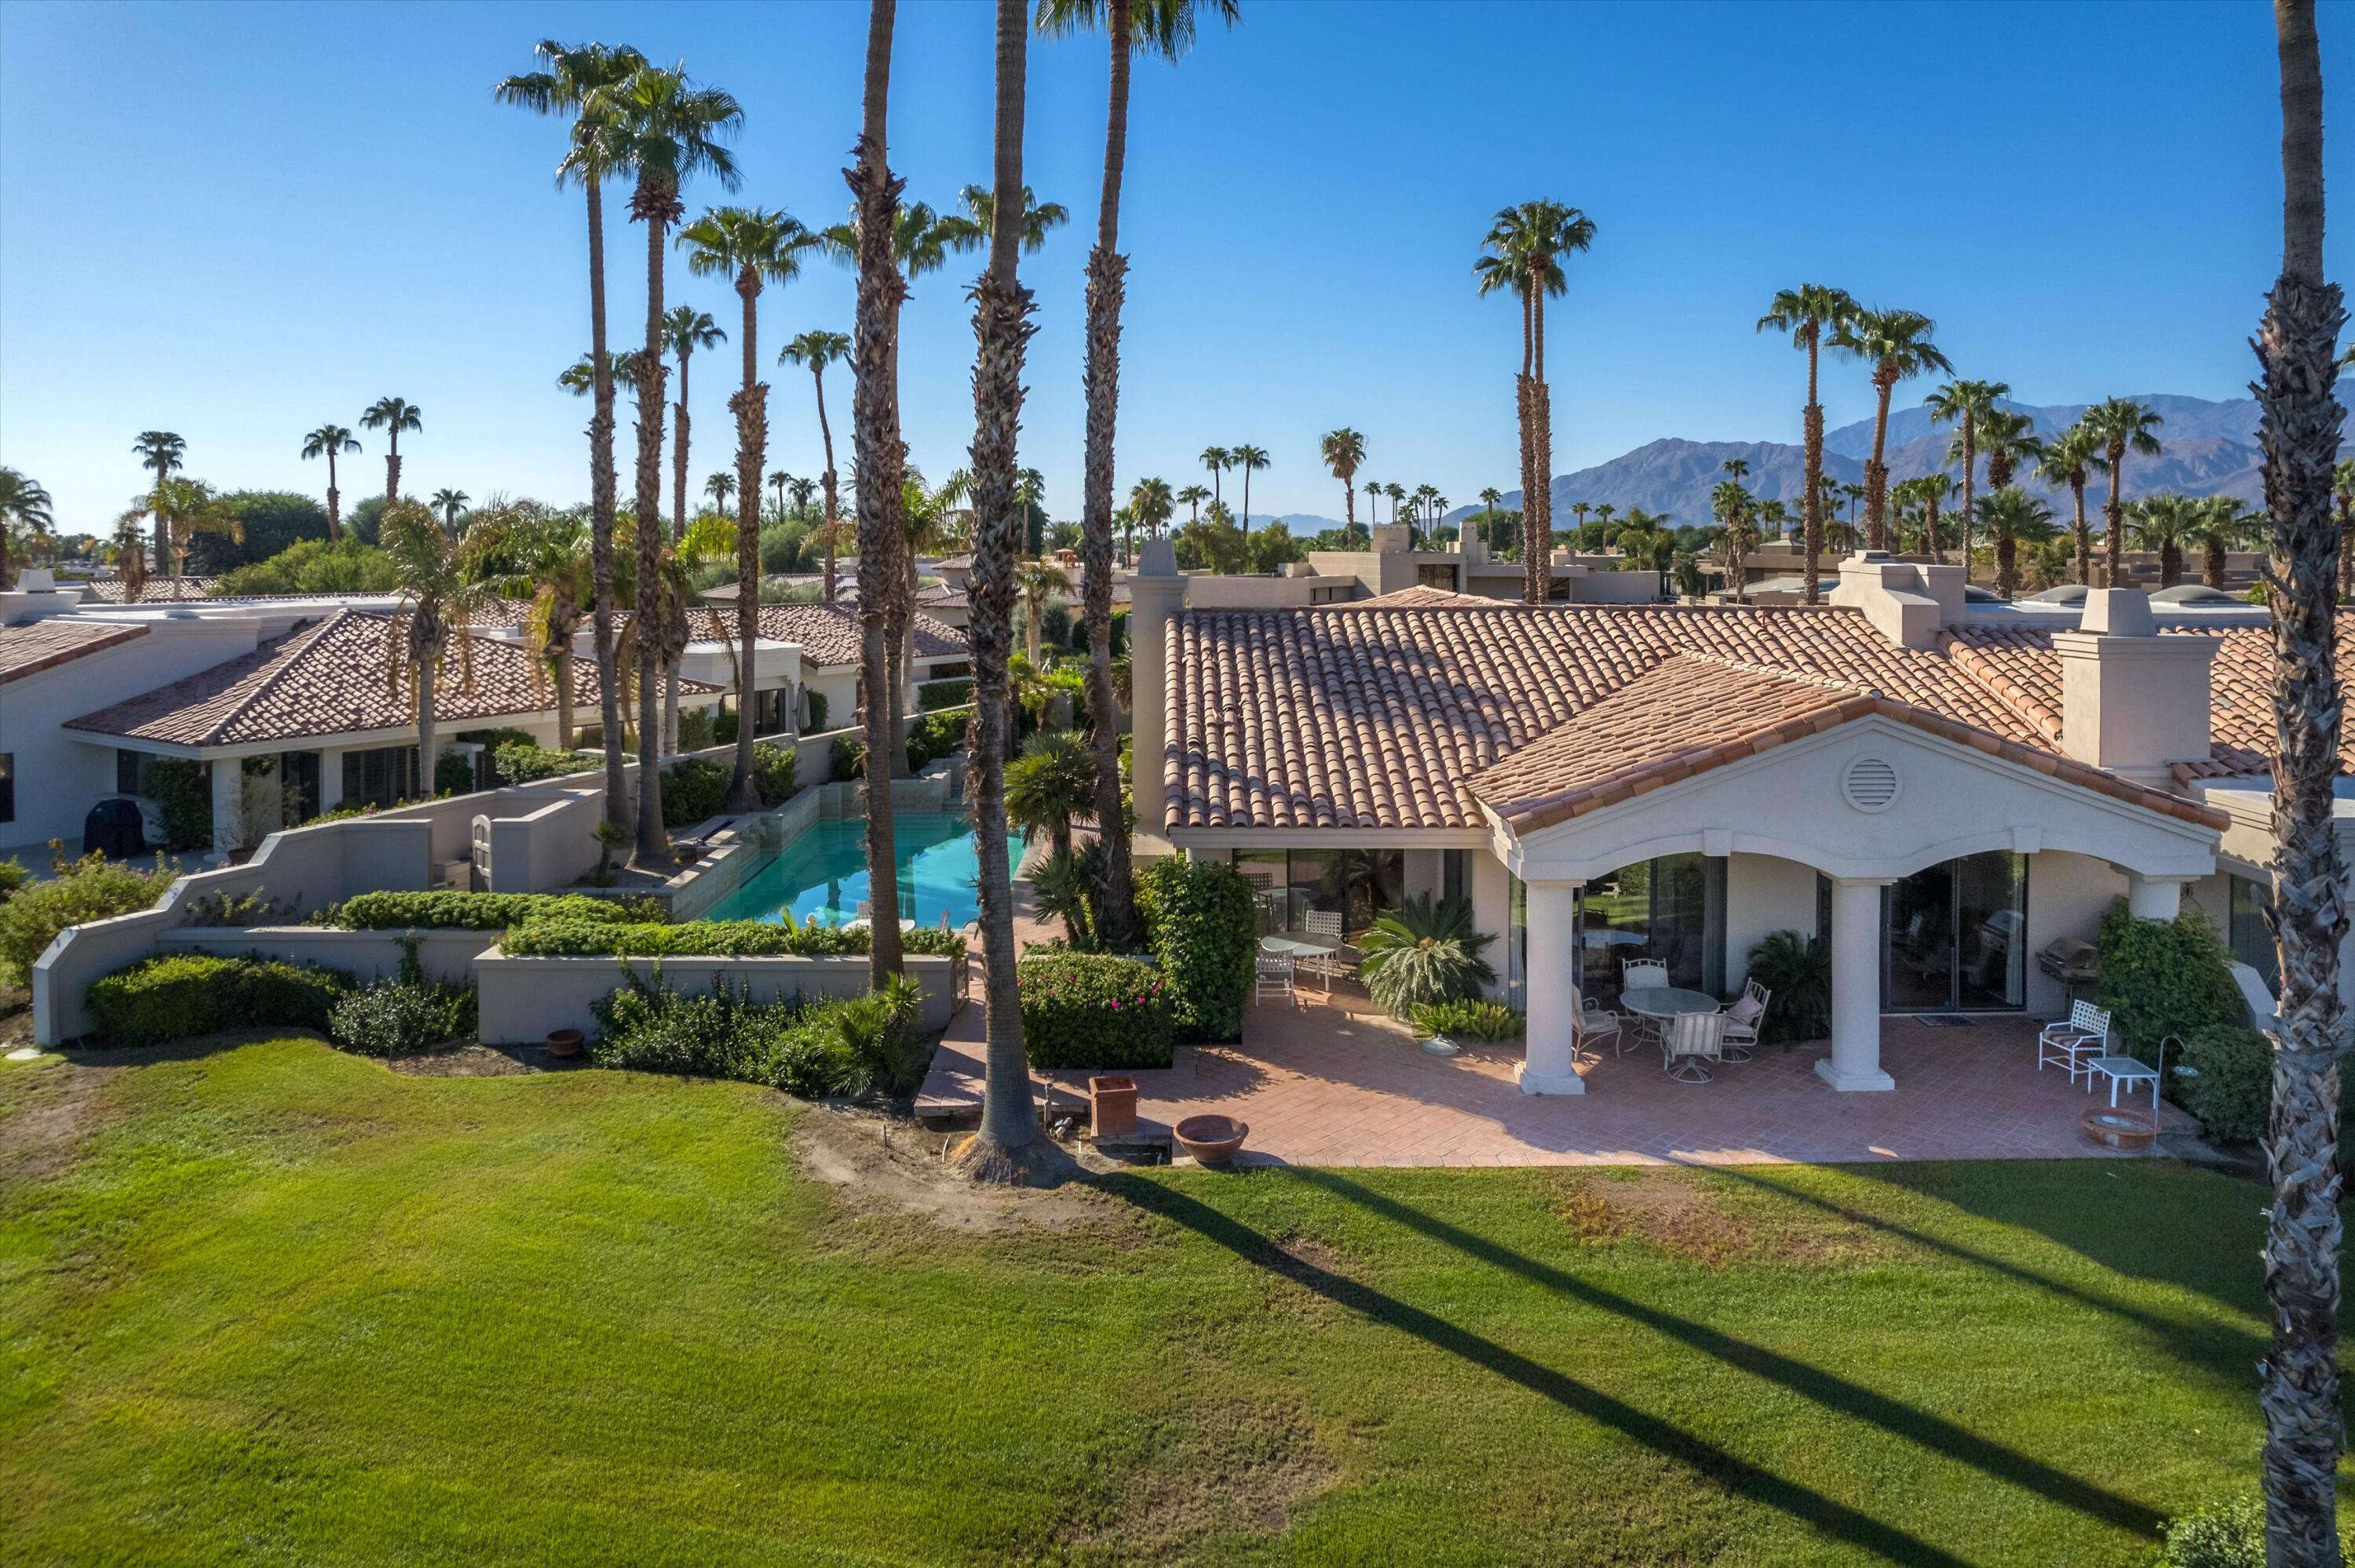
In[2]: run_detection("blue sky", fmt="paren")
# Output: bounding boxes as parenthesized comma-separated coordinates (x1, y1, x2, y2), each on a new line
(2, 0, 2348, 537)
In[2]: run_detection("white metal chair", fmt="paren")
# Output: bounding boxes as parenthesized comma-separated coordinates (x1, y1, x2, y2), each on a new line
(1622, 959, 1670, 991)
(1663, 1009, 1725, 1084)
(1569, 986, 1626, 1060)
(1719, 979, 1769, 1063)
(1303, 910, 1359, 986)
(1255, 950, 1298, 1008)
(2038, 999, 2112, 1083)
(2086, 1032, 2175, 1111)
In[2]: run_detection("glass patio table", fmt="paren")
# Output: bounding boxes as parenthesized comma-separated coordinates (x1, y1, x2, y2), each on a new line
(1620, 986, 1720, 1020)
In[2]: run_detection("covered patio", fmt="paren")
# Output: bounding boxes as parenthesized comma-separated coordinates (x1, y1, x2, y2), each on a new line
(915, 993, 2196, 1169)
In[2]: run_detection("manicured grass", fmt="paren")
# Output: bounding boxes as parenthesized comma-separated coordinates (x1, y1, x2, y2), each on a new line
(0, 1034, 2321, 1565)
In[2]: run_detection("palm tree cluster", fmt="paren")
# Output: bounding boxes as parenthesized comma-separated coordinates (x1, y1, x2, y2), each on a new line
(1477, 199, 1594, 602)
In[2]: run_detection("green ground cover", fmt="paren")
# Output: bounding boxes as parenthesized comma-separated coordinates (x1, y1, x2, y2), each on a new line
(0, 1034, 2326, 1566)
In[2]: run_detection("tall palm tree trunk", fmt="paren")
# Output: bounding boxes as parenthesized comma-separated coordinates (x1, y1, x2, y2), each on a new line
(1959, 418, 1977, 578)
(385, 435, 402, 511)
(630, 182, 677, 868)
(1517, 292, 1539, 601)
(957, 0, 1053, 1185)
(664, 343, 695, 758)
(815, 369, 842, 605)
(2072, 478, 2092, 585)
(587, 179, 629, 827)
(1526, 280, 1554, 603)
(1864, 369, 1896, 551)
(325, 450, 343, 542)
(1075, 4, 1138, 945)
(849, 0, 907, 982)
(2103, 440, 2127, 586)
(553, 639, 576, 751)
(2259, 8, 2349, 1563)
(727, 269, 769, 811)
(1995, 520, 2017, 599)
(2338, 491, 2354, 603)
(414, 652, 438, 804)
(2206, 538, 2229, 589)
(1802, 328, 1826, 599)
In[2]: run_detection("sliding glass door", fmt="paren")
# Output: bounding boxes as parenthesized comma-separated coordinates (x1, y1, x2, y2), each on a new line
(1575, 854, 1725, 1008)
(1882, 852, 2027, 1012)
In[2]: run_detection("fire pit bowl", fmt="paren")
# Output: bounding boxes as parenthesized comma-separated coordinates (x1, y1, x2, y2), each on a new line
(1173, 1114, 1249, 1165)
(2081, 1107, 2158, 1151)
(546, 1028, 586, 1059)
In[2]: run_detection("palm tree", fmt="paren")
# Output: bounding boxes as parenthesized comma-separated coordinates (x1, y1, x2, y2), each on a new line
(1199, 446, 1231, 520)
(661, 304, 726, 542)
(125, 476, 243, 596)
(1566, 497, 1590, 546)
(704, 472, 735, 510)
(1386, 480, 1407, 524)
(499, 39, 650, 828)
(1977, 407, 2043, 492)
(107, 503, 150, 602)
(1478, 200, 1594, 603)
(681, 205, 811, 811)
(1756, 285, 1857, 604)
(2080, 396, 2164, 586)
(379, 498, 491, 801)
(300, 425, 360, 541)
(0, 468, 52, 590)
(2125, 491, 2197, 588)
(1320, 428, 1366, 545)
(945, 181, 1068, 252)
(1013, 559, 1068, 664)
(1592, 501, 1616, 545)
(1127, 476, 1174, 560)
(1483, 487, 1507, 552)
(360, 397, 422, 508)
(789, 475, 818, 517)
(430, 488, 469, 533)
(130, 430, 185, 571)
(1230, 443, 1269, 541)
(1831, 306, 1950, 551)
(768, 469, 792, 516)
(1758, 498, 1791, 545)
(1002, 727, 1095, 859)
(1175, 483, 1208, 526)
(780, 328, 853, 605)
(1038, 0, 1236, 952)
(1924, 379, 2005, 580)
(845, 0, 907, 978)
(2037, 422, 2102, 584)
(1896, 472, 1953, 562)
(473, 502, 593, 747)
(1974, 486, 2050, 599)
(2334, 458, 2355, 603)
(2186, 494, 2262, 589)
(2256, 11, 2346, 1552)
(602, 60, 742, 868)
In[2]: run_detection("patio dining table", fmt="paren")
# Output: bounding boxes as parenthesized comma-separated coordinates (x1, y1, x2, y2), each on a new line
(1620, 986, 1721, 1021)
(1261, 933, 1343, 996)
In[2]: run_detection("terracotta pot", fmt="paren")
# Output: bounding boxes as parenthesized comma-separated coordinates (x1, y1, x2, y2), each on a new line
(1174, 1114, 1248, 1164)
(546, 1028, 585, 1059)
(1089, 1075, 1138, 1138)
(2081, 1107, 2157, 1151)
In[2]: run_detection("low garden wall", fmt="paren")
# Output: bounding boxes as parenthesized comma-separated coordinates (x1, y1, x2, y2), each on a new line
(473, 946, 966, 1044)
(158, 925, 488, 986)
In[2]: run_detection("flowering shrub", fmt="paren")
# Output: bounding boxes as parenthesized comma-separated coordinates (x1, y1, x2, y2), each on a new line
(1017, 952, 1174, 1070)
(1135, 855, 1255, 1042)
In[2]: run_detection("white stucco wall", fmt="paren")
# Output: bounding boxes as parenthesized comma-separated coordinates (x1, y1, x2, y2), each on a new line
(1724, 854, 1820, 990)
(2020, 850, 2127, 1018)
(1471, 844, 1512, 1001)
(474, 948, 964, 1043)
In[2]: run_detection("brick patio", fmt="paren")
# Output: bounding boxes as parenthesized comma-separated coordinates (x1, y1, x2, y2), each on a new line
(915, 973, 2193, 1168)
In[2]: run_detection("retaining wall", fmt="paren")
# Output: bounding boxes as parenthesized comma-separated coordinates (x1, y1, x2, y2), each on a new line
(474, 946, 966, 1044)
(158, 924, 490, 986)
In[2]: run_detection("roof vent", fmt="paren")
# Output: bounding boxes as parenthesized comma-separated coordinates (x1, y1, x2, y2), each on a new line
(1841, 755, 1900, 813)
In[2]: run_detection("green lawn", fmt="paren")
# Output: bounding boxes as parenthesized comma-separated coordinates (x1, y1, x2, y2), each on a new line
(0, 1034, 2317, 1566)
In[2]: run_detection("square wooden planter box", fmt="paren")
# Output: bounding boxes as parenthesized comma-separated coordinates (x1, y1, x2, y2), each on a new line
(1089, 1075, 1139, 1138)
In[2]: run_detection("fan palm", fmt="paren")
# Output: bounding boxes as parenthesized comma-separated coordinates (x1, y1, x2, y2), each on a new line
(1358, 895, 1498, 1017)
(359, 397, 422, 508)
(779, 328, 853, 604)
(1897, 472, 1952, 561)
(1830, 306, 1950, 551)
(2125, 491, 2197, 587)
(1924, 379, 2005, 579)
(1320, 428, 1366, 545)
(681, 204, 812, 809)
(2037, 423, 2102, 585)
(660, 304, 726, 542)
(597, 59, 742, 868)
(1127, 476, 1174, 561)
(1199, 446, 1231, 520)
(498, 38, 649, 827)
(1028, 842, 1103, 950)
(1229, 443, 1269, 541)
(1003, 727, 1097, 859)
(1973, 486, 2050, 600)
(1977, 407, 2043, 492)
(0, 467, 51, 589)
(107, 504, 150, 602)
(1013, 558, 1068, 664)
(944, 181, 1068, 253)
(130, 431, 185, 572)
(129, 476, 243, 595)
(472, 501, 593, 746)
(1174, 483, 1207, 526)
(379, 498, 492, 797)
(1757, 284, 1858, 604)
(300, 425, 360, 541)
(2080, 396, 2164, 585)
(2185, 494, 2262, 589)
(430, 488, 469, 533)
(1477, 199, 1594, 602)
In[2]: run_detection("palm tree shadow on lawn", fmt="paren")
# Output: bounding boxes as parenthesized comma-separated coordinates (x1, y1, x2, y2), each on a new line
(1096, 1169, 2166, 1562)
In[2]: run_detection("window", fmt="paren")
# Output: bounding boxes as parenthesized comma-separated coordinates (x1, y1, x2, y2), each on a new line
(117, 748, 143, 796)
(754, 687, 792, 737)
(2231, 875, 2280, 995)
(341, 746, 418, 811)
(0, 753, 12, 824)
(1229, 847, 1404, 940)
(1442, 848, 1467, 907)
(1576, 854, 1725, 1006)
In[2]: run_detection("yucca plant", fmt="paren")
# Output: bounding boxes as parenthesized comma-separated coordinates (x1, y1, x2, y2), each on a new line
(1358, 895, 1497, 1017)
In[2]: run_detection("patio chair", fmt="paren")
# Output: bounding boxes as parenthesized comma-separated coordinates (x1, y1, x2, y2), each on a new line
(2038, 999, 2111, 1083)
(1663, 1008, 1725, 1085)
(1254, 950, 1298, 1008)
(1569, 986, 1626, 1060)
(1622, 960, 1671, 1047)
(1719, 979, 1769, 1063)
(1303, 910, 1360, 986)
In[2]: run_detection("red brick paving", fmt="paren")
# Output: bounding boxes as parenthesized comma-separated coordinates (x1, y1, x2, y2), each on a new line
(918, 968, 2192, 1169)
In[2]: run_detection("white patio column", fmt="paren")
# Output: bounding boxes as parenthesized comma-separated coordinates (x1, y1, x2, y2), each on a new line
(1816, 876, 1897, 1092)
(2126, 873, 2186, 921)
(1517, 879, 1586, 1096)
(209, 758, 243, 855)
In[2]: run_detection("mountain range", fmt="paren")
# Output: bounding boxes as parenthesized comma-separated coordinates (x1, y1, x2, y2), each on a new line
(1444, 392, 2301, 531)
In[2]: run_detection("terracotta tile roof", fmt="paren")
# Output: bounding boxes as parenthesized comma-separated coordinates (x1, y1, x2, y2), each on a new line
(78, 577, 219, 603)
(677, 602, 966, 668)
(1164, 601, 2198, 833)
(64, 608, 709, 749)
(0, 618, 148, 685)
(1469, 654, 2221, 835)
(1347, 585, 1489, 609)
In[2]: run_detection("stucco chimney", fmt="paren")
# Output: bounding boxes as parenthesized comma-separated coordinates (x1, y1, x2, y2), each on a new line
(2051, 589, 2217, 787)
(1829, 551, 1962, 647)
(1127, 537, 1185, 859)
(1370, 523, 1411, 554)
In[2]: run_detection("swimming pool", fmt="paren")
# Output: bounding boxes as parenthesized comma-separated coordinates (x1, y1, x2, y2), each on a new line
(703, 813, 1025, 928)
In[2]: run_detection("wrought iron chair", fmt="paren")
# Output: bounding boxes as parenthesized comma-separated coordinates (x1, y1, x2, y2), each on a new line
(1569, 986, 1627, 1060)
(1719, 979, 1770, 1063)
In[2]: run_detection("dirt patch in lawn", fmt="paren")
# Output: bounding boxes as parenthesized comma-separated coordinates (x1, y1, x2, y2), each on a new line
(1055, 1397, 1338, 1557)
(1560, 1168, 1890, 1267)
(386, 1042, 538, 1078)
(0, 1054, 121, 1180)
(793, 1107, 1108, 1234)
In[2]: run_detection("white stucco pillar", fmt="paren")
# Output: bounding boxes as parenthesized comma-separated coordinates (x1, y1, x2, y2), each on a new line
(1517, 880, 1586, 1096)
(1128, 538, 1186, 860)
(210, 759, 243, 855)
(316, 749, 344, 811)
(2126, 873, 2185, 921)
(1816, 876, 1897, 1092)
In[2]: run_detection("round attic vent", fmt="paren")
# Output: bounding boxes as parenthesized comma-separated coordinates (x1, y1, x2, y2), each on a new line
(1841, 756, 1900, 813)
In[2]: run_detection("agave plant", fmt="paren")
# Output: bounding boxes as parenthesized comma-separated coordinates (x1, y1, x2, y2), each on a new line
(1357, 895, 1498, 1017)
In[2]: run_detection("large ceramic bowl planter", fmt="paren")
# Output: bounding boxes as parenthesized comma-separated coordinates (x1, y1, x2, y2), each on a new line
(546, 1027, 585, 1059)
(2081, 1107, 2157, 1151)
(1174, 1114, 1248, 1164)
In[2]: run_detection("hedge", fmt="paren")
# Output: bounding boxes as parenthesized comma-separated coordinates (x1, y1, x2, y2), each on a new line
(590, 973, 926, 1099)
(752, 743, 798, 808)
(1018, 953, 1174, 1070)
(661, 756, 731, 826)
(0, 850, 175, 987)
(323, 892, 632, 931)
(88, 954, 353, 1047)
(1136, 855, 1256, 1043)
(907, 710, 969, 770)
(492, 741, 592, 786)
(2096, 905, 2246, 1051)
(502, 917, 966, 959)
(329, 979, 479, 1056)
(918, 678, 973, 712)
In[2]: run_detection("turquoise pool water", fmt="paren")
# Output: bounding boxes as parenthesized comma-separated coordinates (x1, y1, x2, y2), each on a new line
(704, 814, 1024, 928)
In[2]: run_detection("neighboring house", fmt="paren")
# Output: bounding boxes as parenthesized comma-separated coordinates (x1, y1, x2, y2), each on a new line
(682, 602, 967, 733)
(1130, 538, 2298, 1097)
